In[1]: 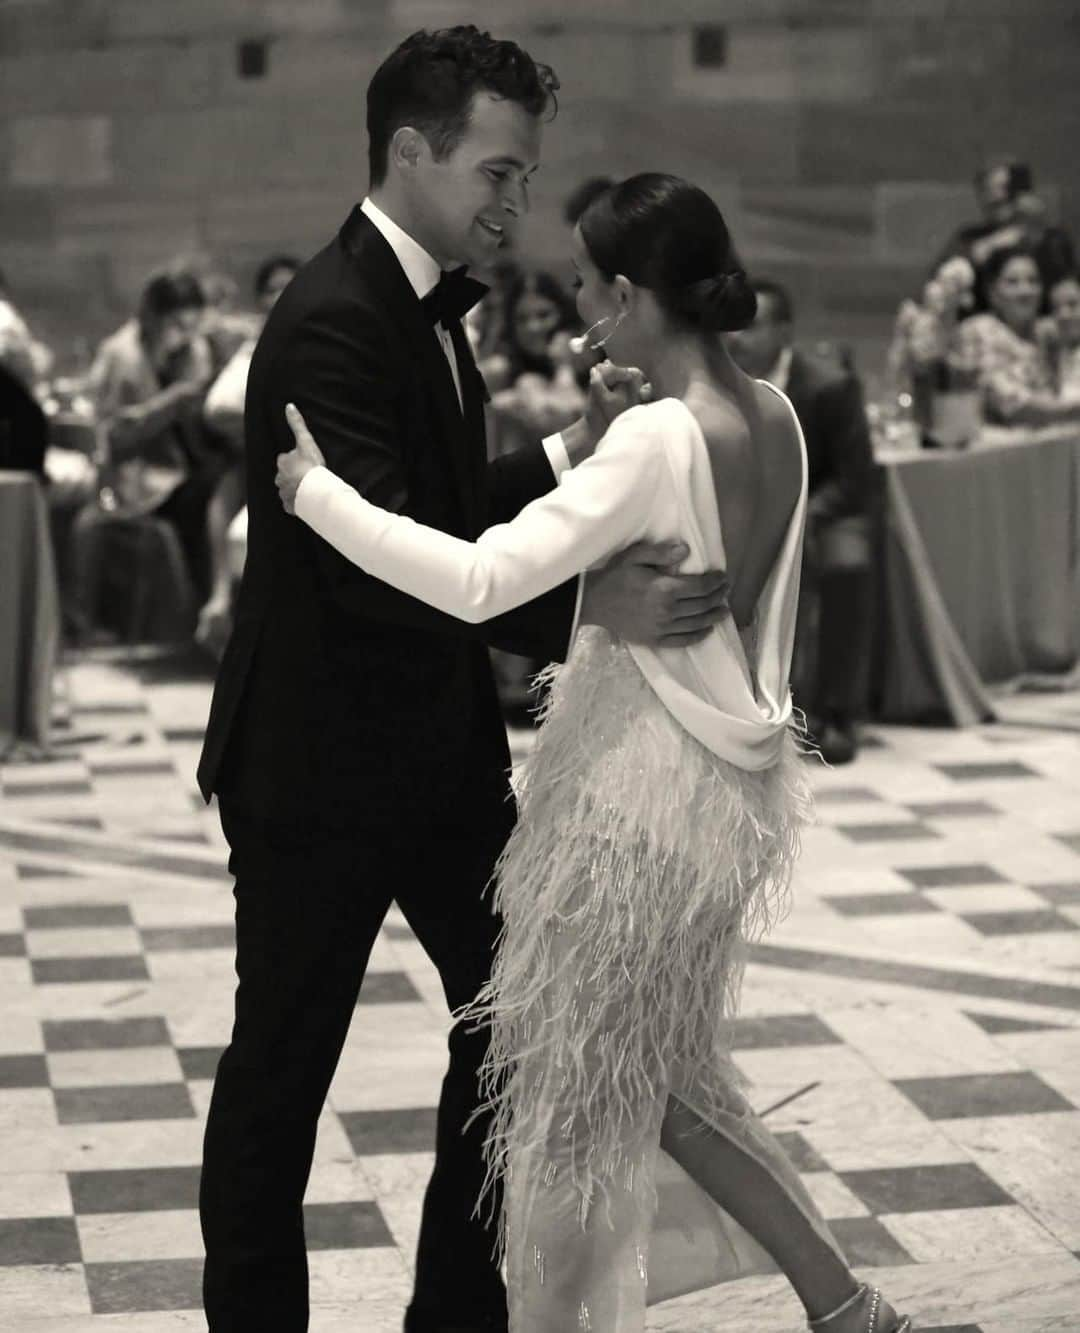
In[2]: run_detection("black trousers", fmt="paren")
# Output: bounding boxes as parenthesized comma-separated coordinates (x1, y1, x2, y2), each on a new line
(200, 797, 515, 1332)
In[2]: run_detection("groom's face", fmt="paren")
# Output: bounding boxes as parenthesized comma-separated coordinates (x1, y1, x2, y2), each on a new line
(411, 91, 542, 272)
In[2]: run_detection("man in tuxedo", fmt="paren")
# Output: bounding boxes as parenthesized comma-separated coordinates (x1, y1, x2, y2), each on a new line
(728, 279, 876, 764)
(197, 26, 729, 1333)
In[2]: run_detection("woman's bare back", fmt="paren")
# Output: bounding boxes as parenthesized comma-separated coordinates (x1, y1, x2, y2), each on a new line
(683, 375, 802, 630)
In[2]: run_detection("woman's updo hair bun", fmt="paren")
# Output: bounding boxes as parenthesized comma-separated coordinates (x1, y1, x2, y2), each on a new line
(578, 172, 756, 334)
(667, 269, 757, 333)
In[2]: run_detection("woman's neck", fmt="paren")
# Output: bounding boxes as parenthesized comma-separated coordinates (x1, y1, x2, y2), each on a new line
(646, 332, 738, 402)
(996, 311, 1036, 341)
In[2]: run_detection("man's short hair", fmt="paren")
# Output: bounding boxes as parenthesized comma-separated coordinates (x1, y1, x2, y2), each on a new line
(750, 278, 793, 325)
(367, 25, 559, 189)
(254, 254, 301, 301)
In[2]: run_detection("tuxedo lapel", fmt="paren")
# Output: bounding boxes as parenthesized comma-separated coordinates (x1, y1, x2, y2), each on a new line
(338, 207, 479, 530)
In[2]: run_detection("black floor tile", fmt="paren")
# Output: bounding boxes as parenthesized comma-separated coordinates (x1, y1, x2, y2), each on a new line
(937, 762, 1039, 780)
(895, 1071, 1074, 1119)
(898, 864, 1007, 889)
(0, 1216, 81, 1266)
(340, 1107, 438, 1155)
(89, 760, 177, 778)
(1033, 882, 1080, 906)
(907, 801, 999, 819)
(731, 1013, 841, 1049)
(43, 1016, 171, 1051)
(960, 909, 1078, 936)
(86, 1258, 202, 1313)
(1055, 833, 1080, 856)
(0, 1053, 49, 1088)
(17, 863, 78, 879)
(69, 1166, 201, 1214)
(964, 1011, 1065, 1035)
(840, 1162, 1013, 1213)
(836, 823, 940, 843)
(814, 787, 883, 804)
(358, 971, 423, 1004)
(177, 1045, 225, 1080)
(303, 1200, 394, 1249)
(827, 1216, 913, 1268)
(3, 779, 93, 797)
(55, 1082, 196, 1124)
(826, 892, 941, 917)
(140, 924, 234, 951)
(0, 932, 26, 957)
(24, 903, 133, 929)
(32, 956, 149, 985)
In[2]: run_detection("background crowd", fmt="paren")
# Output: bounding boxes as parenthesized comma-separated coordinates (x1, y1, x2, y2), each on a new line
(1, 158, 1077, 766)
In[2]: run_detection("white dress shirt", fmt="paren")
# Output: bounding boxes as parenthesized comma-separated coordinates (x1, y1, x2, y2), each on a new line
(295, 391, 808, 770)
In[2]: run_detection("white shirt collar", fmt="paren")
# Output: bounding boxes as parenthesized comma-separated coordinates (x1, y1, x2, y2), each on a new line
(360, 196, 442, 301)
(766, 345, 793, 392)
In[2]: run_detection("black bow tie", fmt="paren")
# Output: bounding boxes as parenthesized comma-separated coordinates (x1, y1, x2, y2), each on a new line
(421, 267, 489, 327)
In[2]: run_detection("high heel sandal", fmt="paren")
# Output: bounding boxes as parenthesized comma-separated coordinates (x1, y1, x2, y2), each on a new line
(807, 1282, 913, 1332)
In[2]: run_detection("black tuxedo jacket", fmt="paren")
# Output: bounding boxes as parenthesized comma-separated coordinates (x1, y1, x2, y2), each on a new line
(197, 207, 577, 832)
(784, 348, 875, 526)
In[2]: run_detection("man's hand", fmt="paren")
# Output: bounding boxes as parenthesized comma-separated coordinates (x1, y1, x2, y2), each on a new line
(580, 540, 730, 647)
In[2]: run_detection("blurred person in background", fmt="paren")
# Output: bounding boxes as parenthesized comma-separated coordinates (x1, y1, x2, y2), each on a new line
(489, 270, 588, 454)
(197, 254, 302, 655)
(936, 161, 1075, 311)
(77, 269, 219, 606)
(0, 266, 53, 392)
(1048, 272, 1080, 402)
(728, 279, 876, 764)
(486, 270, 589, 724)
(955, 247, 1080, 426)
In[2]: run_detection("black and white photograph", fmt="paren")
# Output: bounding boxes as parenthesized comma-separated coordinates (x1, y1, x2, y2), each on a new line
(1, 3, 1079, 1330)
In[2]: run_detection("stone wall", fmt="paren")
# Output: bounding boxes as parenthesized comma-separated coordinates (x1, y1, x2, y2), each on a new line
(2, 0, 1078, 372)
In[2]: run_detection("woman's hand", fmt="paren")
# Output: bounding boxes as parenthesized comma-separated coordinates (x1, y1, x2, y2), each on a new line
(276, 403, 326, 514)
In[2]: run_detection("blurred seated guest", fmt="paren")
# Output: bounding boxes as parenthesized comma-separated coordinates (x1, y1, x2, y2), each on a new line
(728, 279, 876, 764)
(196, 254, 300, 655)
(195, 269, 260, 371)
(464, 258, 520, 394)
(936, 162, 1075, 310)
(0, 266, 53, 391)
(488, 271, 588, 457)
(955, 247, 1080, 426)
(1048, 272, 1080, 402)
(79, 269, 218, 603)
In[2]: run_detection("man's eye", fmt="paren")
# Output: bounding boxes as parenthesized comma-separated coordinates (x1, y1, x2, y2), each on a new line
(487, 169, 508, 182)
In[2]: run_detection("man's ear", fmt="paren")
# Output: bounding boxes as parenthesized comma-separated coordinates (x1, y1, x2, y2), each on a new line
(390, 126, 426, 173)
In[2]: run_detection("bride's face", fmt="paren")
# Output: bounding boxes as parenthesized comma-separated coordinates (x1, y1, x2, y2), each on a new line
(570, 225, 642, 364)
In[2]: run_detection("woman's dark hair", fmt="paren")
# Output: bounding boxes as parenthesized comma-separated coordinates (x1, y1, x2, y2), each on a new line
(981, 244, 1043, 294)
(254, 253, 301, 300)
(367, 26, 558, 188)
(138, 270, 205, 323)
(563, 175, 615, 227)
(579, 173, 756, 334)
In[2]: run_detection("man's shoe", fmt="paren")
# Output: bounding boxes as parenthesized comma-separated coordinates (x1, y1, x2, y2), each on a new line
(818, 718, 857, 766)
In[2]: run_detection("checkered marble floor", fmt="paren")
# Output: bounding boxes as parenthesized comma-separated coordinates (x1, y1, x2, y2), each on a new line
(1, 650, 1079, 1332)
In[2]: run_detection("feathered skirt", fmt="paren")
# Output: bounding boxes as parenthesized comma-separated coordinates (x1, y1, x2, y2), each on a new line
(460, 627, 812, 1262)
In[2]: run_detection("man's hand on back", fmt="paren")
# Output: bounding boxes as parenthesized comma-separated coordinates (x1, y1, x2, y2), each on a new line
(580, 540, 730, 647)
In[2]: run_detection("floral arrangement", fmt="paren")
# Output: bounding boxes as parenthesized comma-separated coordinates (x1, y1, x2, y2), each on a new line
(887, 256, 980, 390)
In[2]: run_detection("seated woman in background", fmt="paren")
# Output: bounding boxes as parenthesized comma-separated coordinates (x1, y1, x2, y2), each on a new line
(488, 270, 591, 457)
(956, 246, 1080, 426)
(1049, 272, 1080, 403)
(79, 270, 218, 603)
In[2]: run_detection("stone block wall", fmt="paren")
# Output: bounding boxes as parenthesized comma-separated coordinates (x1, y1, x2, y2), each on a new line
(1, 0, 1077, 376)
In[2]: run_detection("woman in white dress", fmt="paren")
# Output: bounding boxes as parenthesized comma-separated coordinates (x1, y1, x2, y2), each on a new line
(275, 175, 912, 1333)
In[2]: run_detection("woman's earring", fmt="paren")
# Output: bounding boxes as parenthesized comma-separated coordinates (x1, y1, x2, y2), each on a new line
(569, 312, 626, 354)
